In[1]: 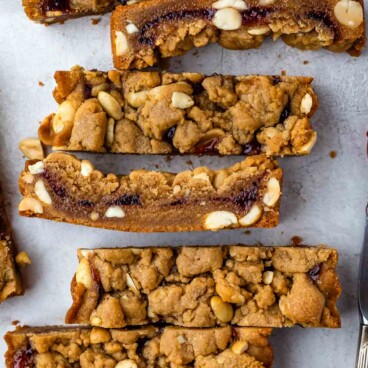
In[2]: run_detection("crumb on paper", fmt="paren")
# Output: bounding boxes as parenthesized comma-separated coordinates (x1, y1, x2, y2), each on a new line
(244, 230, 251, 235)
(91, 18, 102, 25)
(303, 60, 309, 65)
(329, 151, 337, 158)
(38, 81, 44, 87)
(15, 251, 32, 267)
(281, 70, 286, 76)
(291, 236, 303, 246)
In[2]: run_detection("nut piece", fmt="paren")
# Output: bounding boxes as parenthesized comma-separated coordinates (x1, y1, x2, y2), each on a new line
(105, 206, 125, 218)
(231, 341, 249, 355)
(213, 8, 242, 31)
(35, 180, 52, 205)
(53, 100, 76, 134)
(115, 31, 129, 56)
(98, 91, 123, 120)
(204, 211, 238, 230)
(81, 160, 94, 177)
(177, 335, 187, 344)
(105, 118, 115, 148)
(126, 23, 139, 34)
(248, 26, 269, 35)
(239, 204, 262, 226)
(115, 360, 138, 368)
(19, 138, 44, 160)
(212, 0, 248, 10)
(126, 91, 149, 108)
(28, 161, 45, 175)
(262, 271, 274, 285)
(334, 0, 363, 29)
(300, 93, 313, 115)
(15, 251, 32, 267)
(76, 258, 93, 289)
(19, 198, 43, 214)
(298, 132, 317, 154)
(126, 273, 140, 295)
(91, 83, 110, 97)
(90, 327, 111, 344)
(171, 92, 194, 109)
(263, 178, 281, 207)
(210, 296, 234, 322)
(90, 212, 100, 221)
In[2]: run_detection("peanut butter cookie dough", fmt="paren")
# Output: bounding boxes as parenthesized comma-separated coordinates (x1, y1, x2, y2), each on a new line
(5, 325, 274, 367)
(18, 153, 282, 232)
(66, 246, 341, 328)
(0, 185, 23, 302)
(39, 66, 318, 156)
(111, 0, 366, 70)
(22, 0, 121, 24)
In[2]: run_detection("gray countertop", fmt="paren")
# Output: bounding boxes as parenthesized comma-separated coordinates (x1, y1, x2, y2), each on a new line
(0, 1, 367, 366)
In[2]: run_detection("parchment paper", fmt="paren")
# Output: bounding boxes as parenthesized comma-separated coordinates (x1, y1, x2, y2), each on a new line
(0, 1, 367, 366)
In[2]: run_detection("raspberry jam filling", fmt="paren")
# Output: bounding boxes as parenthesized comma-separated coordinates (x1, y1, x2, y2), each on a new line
(13, 346, 34, 368)
(42, 0, 70, 13)
(138, 7, 273, 45)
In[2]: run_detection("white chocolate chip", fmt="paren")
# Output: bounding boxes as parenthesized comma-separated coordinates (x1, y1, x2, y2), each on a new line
(334, 0, 363, 28)
(126, 91, 149, 108)
(115, 360, 138, 368)
(126, 23, 139, 34)
(212, 0, 248, 10)
(35, 180, 52, 205)
(81, 160, 94, 177)
(204, 211, 238, 230)
(23, 173, 35, 184)
(263, 178, 281, 207)
(231, 341, 249, 355)
(91, 316, 102, 326)
(90, 327, 111, 344)
(126, 273, 140, 295)
(258, 0, 274, 4)
(171, 92, 194, 109)
(53, 100, 76, 134)
(115, 31, 129, 56)
(19, 138, 44, 160)
(76, 258, 93, 289)
(98, 91, 123, 120)
(19, 197, 43, 214)
(213, 8, 242, 30)
(173, 185, 181, 195)
(105, 206, 125, 218)
(105, 118, 115, 148)
(239, 204, 262, 226)
(297, 132, 317, 155)
(248, 26, 270, 35)
(300, 93, 313, 115)
(28, 161, 45, 175)
(177, 335, 187, 344)
(263, 271, 274, 285)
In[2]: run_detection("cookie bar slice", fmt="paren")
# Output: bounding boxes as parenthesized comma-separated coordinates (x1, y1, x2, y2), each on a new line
(22, 0, 120, 24)
(4, 325, 274, 367)
(0, 184, 23, 302)
(111, 0, 366, 70)
(39, 66, 318, 156)
(66, 245, 341, 328)
(18, 153, 282, 232)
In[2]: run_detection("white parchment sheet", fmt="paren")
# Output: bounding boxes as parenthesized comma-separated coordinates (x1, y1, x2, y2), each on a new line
(0, 1, 367, 366)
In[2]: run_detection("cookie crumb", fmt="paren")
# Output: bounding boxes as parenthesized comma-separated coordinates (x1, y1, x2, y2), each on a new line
(329, 151, 337, 158)
(303, 60, 309, 65)
(291, 236, 303, 246)
(38, 81, 44, 87)
(244, 230, 251, 235)
(91, 18, 101, 25)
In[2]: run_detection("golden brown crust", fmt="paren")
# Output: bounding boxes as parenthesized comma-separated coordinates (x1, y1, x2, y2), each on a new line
(65, 245, 341, 328)
(38, 66, 318, 157)
(22, 0, 118, 24)
(111, 0, 366, 69)
(4, 325, 273, 368)
(0, 185, 23, 302)
(18, 152, 282, 232)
